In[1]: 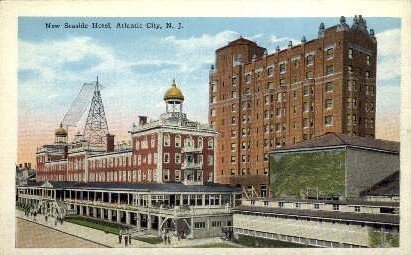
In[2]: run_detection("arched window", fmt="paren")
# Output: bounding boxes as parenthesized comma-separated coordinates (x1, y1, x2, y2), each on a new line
(175, 134, 181, 147)
(198, 137, 203, 148)
(208, 138, 214, 149)
(164, 133, 170, 147)
(185, 136, 193, 148)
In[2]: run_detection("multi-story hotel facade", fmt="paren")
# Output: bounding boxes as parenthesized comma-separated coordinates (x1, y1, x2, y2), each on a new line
(36, 80, 217, 186)
(209, 15, 377, 196)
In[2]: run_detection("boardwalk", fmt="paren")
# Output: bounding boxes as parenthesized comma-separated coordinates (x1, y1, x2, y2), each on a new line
(16, 218, 105, 248)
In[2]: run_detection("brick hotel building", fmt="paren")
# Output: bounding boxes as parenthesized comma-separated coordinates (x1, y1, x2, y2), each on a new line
(209, 16, 377, 196)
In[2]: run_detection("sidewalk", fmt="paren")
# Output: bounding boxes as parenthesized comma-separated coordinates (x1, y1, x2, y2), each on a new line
(16, 210, 231, 248)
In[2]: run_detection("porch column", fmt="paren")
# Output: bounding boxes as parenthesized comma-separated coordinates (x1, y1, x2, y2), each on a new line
(158, 216, 163, 236)
(108, 209, 112, 221)
(190, 216, 194, 238)
(202, 193, 206, 206)
(147, 214, 152, 230)
(126, 211, 130, 225)
(86, 206, 90, 216)
(117, 210, 121, 223)
(93, 207, 97, 218)
(109, 192, 111, 203)
(101, 208, 104, 219)
(136, 213, 141, 231)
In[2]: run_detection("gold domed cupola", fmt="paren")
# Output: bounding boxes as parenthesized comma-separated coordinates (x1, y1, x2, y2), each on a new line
(55, 123, 68, 144)
(164, 79, 184, 102)
(55, 123, 68, 136)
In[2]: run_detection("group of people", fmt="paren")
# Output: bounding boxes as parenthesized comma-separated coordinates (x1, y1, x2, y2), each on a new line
(163, 231, 171, 245)
(118, 233, 132, 246)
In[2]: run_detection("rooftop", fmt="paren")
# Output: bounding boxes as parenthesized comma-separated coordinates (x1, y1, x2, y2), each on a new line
(270, 133, 400, 154)
(233, 205, 399, 225)
(22, 181, 240, 193)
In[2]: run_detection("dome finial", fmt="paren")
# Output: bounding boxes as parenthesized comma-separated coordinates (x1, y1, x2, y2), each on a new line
(172, 79, 176, 86)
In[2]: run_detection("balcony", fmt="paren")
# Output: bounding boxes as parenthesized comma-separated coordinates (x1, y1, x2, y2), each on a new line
(181, 162, 202, 170)
(181, 146, 202, 154)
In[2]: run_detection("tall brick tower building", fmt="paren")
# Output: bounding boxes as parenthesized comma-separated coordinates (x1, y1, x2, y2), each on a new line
(209, 16, 377, 197)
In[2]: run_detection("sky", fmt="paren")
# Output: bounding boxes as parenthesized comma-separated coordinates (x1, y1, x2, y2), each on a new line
(18, 17, 401, 165)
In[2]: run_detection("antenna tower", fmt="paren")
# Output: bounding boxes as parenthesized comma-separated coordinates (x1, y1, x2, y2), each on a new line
(83, 76, 109, 146)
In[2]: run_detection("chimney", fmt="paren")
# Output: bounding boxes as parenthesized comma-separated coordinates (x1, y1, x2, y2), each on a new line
(138, 116, 148, 126)
(106, 134, 115, 152)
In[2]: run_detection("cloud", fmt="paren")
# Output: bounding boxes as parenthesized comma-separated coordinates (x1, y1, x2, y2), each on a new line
(375, 29, 401, 81)
(270, 35, 299, 46)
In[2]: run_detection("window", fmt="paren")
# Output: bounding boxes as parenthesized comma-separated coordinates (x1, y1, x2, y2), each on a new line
(212, 221, 222, 227)
(231, 91, 237, 98)
(295, 203, 301, 208)
(268, 82, 274, 89)
(175, 170, 181, 181)
(303, 86, 309, 96)
(231, 143, 236, 151)
(326, 65, 334, 75)
(211, 83, 217, 92)
(293, 75, 298, 84)
(326, 99, 333, 109)
(366, 71, 370, 78)
(279, 63, 286, 73)
(333, 204, 340, 211)
(354, 206, 361, 212)
(164, 134, 170, 147)
(306, 71, 314, 79)
(231, 104, 236, 112)
(231, 156, 236, 164)
(210, 109, 216, 117)
(366, 55, 371, 65)
(211, 96, 216, 103)
(231, 117, 236, 124)
(175, 135, 181, 147)
(348, 48, 353, 59)
(163, 169, 169, 181)
(277, 92, 283, 102)
(194, 222, 206, 229)
(346, 98, 357, 109)
(207, 155, 213, 166)
(293, 90, 297, 99)
(303, 102, 309, 112)
(306, 55, 314, 65)
(279, 79, 285, 86)
(278, 201, 284, 208)
(245, 74, 251, 83)
(267, 67, 274, 77)
(347, 80, 356, 91)
(198, 137, 203, 148)
(314, 203, 320, 209)
(325, 81, 333, 92)
(347, 114, 357, 125)
(175, 153, 181, 164)
(164, 153, 170, 163)
(303, 118, 309, 128)
(326, 48, 334, 59)
(325, 116, 333, 126)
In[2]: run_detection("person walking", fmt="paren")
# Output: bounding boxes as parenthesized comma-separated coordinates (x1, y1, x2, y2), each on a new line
(119, 234, 122, 244)
(167, 235, 171, 245)
(45, 214, 48, 221)
(128, 234, 131, 245)
(124, 235, 128, 247)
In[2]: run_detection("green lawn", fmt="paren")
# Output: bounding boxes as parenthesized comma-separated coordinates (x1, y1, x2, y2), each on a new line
(65, 216, 129, 235)
(132, 236, 163, 244)
(186, 242, 239, 248)
(234, 235, 313, 248)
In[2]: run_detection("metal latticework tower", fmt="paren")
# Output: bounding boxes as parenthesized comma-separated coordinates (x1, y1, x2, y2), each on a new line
(83, 77, 109, 146)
